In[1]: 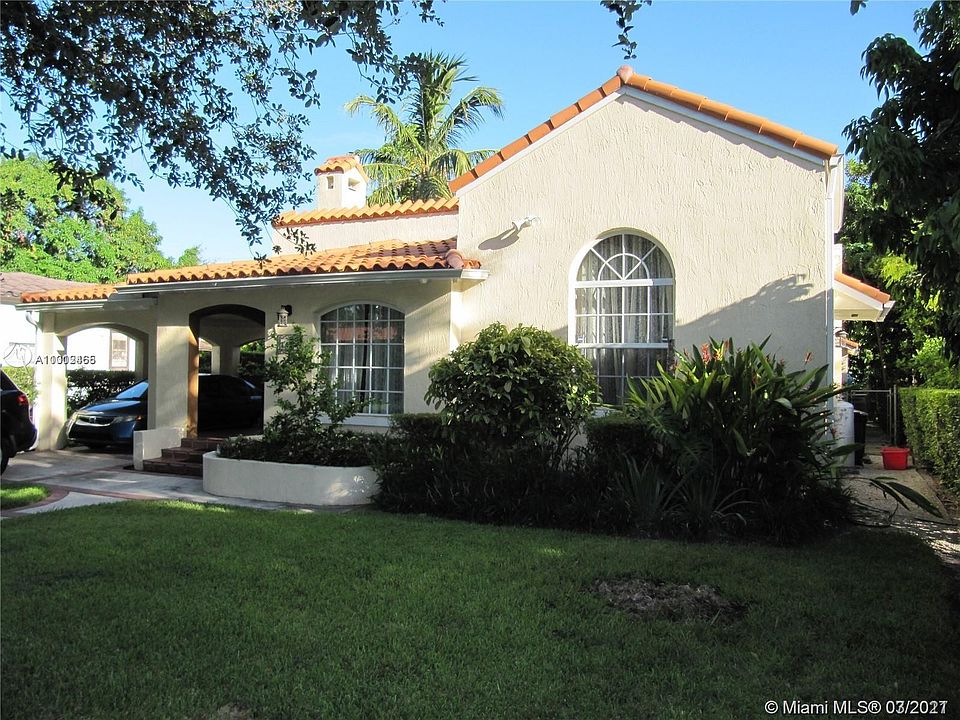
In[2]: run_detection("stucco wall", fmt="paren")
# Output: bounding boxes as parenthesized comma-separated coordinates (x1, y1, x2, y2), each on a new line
(455, 93, 830, 369)
(0, 305, 137, 371)
(147, 280, 452, 431)
(271, 213, 458, 255)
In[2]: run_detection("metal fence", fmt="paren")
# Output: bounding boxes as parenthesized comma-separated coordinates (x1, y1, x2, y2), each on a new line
(843, 387, 900, 446)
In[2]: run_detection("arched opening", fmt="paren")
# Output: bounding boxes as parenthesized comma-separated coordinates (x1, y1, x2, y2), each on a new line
(54, 322, 150, 450)
(188, 305, 266, 435)
(571, 232, 675, 403)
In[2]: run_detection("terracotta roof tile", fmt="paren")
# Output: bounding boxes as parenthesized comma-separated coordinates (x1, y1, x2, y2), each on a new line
(620, 67, 838, 157)
(448, 65, 838, 193)
(1, 271, 94, 305)
(20, 284, 117, 304)
(835, 272, 891, 304)
(124, 238, 477, 286)
(273, 196, 458, 228)
(314, 154, 370, 182)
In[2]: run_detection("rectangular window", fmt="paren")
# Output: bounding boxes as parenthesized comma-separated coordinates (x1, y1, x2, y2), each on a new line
(318, 305, 404, 415)
(109, 332, 129, 370)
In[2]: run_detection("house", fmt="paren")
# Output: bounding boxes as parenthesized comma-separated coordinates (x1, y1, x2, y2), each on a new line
(1, 272, 141, 372)
(17, 66, 892, 452)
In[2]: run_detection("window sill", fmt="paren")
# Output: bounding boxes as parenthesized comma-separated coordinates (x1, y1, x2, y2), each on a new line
(341, 415, 392, 428)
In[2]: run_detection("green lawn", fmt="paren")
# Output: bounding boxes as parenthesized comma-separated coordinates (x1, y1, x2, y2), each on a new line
(1, 503, 958, 720)
(0, 484, 50, 509)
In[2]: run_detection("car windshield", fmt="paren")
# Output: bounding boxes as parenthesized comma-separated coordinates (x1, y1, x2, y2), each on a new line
(115, 381, 148, 400)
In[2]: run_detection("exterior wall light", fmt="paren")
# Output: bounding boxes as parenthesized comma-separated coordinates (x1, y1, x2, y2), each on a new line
(277, 305, 293, 326)
(511, 215, 540, 233)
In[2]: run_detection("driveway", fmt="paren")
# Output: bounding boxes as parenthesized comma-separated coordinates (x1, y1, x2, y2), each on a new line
(1, 447, 342, 516)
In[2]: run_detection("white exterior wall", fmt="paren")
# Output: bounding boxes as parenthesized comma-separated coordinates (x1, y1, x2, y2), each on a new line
(1, 303, 36, 350)
(1, 303, 136, 371)
(30, 307, 155, 448)
(147, 280, 452, 431)
(271, 213, 458, 255)
(455, 94, 831, 369)
(315, 166, 367, 209)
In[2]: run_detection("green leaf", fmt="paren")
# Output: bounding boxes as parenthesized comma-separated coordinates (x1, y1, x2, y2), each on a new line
(868, 479, 943, 518)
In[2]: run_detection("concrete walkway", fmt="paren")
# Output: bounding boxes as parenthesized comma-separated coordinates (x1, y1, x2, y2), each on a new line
(843, 433, 959, 579)
(1, 447, 355, 518)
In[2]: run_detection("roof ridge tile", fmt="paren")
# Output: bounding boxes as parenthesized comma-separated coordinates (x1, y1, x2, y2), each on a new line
(448, 66, 838, 193)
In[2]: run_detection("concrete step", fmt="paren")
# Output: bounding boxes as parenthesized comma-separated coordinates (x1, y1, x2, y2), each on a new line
(160, 447, 205, 463)
(180, 437, 223, 452)
(141, 459, 204, 477)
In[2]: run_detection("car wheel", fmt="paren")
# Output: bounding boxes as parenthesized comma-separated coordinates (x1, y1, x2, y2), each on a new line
(1, 434, 15, 474)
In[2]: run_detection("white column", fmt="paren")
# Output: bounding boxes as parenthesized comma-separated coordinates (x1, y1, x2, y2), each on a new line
(209, 345, 222, 374)
(34, 316, 67, 450)
(153, 323, 193, 434)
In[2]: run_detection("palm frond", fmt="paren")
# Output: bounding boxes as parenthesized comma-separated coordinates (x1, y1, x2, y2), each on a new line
(344, 95, 405, 135)
(346, 53, 501, 202)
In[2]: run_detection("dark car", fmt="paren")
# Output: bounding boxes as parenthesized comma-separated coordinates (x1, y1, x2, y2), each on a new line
(67, 379, 149, 447)
(1, 370, 38, 473)
(197, 375, 264, 432)
(67, 375, 263, 447)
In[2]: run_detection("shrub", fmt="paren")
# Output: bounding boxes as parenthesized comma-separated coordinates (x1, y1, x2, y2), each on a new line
(624, 338, 849, 542)
(370, 414, 446, 511)
(583, 412, 654, 480)
(425, 323, 599, 466)
(910, 338, 960, 389)
(220, 326, 373, 466)
(220, 430, 375, 467)
(373, 413, 604, 529)
(900, 388, 960, 492)
(2, 366, 36, 402)
(66, 369, 138, 414)
(379, 324, 602, 526)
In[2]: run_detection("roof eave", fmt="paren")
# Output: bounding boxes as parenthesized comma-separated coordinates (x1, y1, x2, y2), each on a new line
(115, 267, 488, 295)
(16, 296, 156, 312)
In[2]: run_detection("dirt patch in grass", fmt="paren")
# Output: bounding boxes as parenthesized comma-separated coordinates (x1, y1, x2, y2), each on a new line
(207, 704, 257, 720)
(591, 578, 747, 623)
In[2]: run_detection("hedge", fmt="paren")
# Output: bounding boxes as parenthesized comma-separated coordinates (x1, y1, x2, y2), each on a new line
(2, 366, 36, 403)
(67, 370, 139, 415)
(2, 368, 139, 416)
(583, 412, 655, 478)
(900, 388, 960, 493)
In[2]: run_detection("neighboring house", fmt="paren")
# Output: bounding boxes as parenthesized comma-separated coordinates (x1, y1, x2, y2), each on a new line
(17, 66, 891, 450)
(1, 272, 140, 372)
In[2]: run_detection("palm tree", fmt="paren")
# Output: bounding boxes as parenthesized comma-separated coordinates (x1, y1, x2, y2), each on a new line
(346, 52, 503, 204)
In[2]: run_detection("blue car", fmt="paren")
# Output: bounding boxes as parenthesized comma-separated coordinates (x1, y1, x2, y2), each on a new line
(67, 376, 263, 447)
(67, 380, 148, 447)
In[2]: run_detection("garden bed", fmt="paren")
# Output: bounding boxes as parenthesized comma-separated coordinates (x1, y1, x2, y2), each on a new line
(202, 452, 377, 506)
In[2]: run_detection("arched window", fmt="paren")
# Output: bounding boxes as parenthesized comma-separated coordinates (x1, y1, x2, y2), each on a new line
(318, 304, 404, 415)
(573, 233, 674, 403)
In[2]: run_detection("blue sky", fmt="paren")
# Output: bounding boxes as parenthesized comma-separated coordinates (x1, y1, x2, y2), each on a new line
(118, 0, 927, 263)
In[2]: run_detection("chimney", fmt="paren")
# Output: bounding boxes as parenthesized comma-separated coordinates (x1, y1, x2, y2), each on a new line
(314, 155, 368, 209)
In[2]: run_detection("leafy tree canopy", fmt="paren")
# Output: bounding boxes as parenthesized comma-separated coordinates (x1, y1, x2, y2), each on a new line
(1, 1, 641, 251)
(840, 161, 956, 388)
(845, 1, 960, 353)
(0, 156, 199, 283)
(346, 52, 504, 204)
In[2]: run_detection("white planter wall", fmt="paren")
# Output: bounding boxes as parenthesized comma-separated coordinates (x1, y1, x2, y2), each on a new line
(202, 452, 377, 506)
